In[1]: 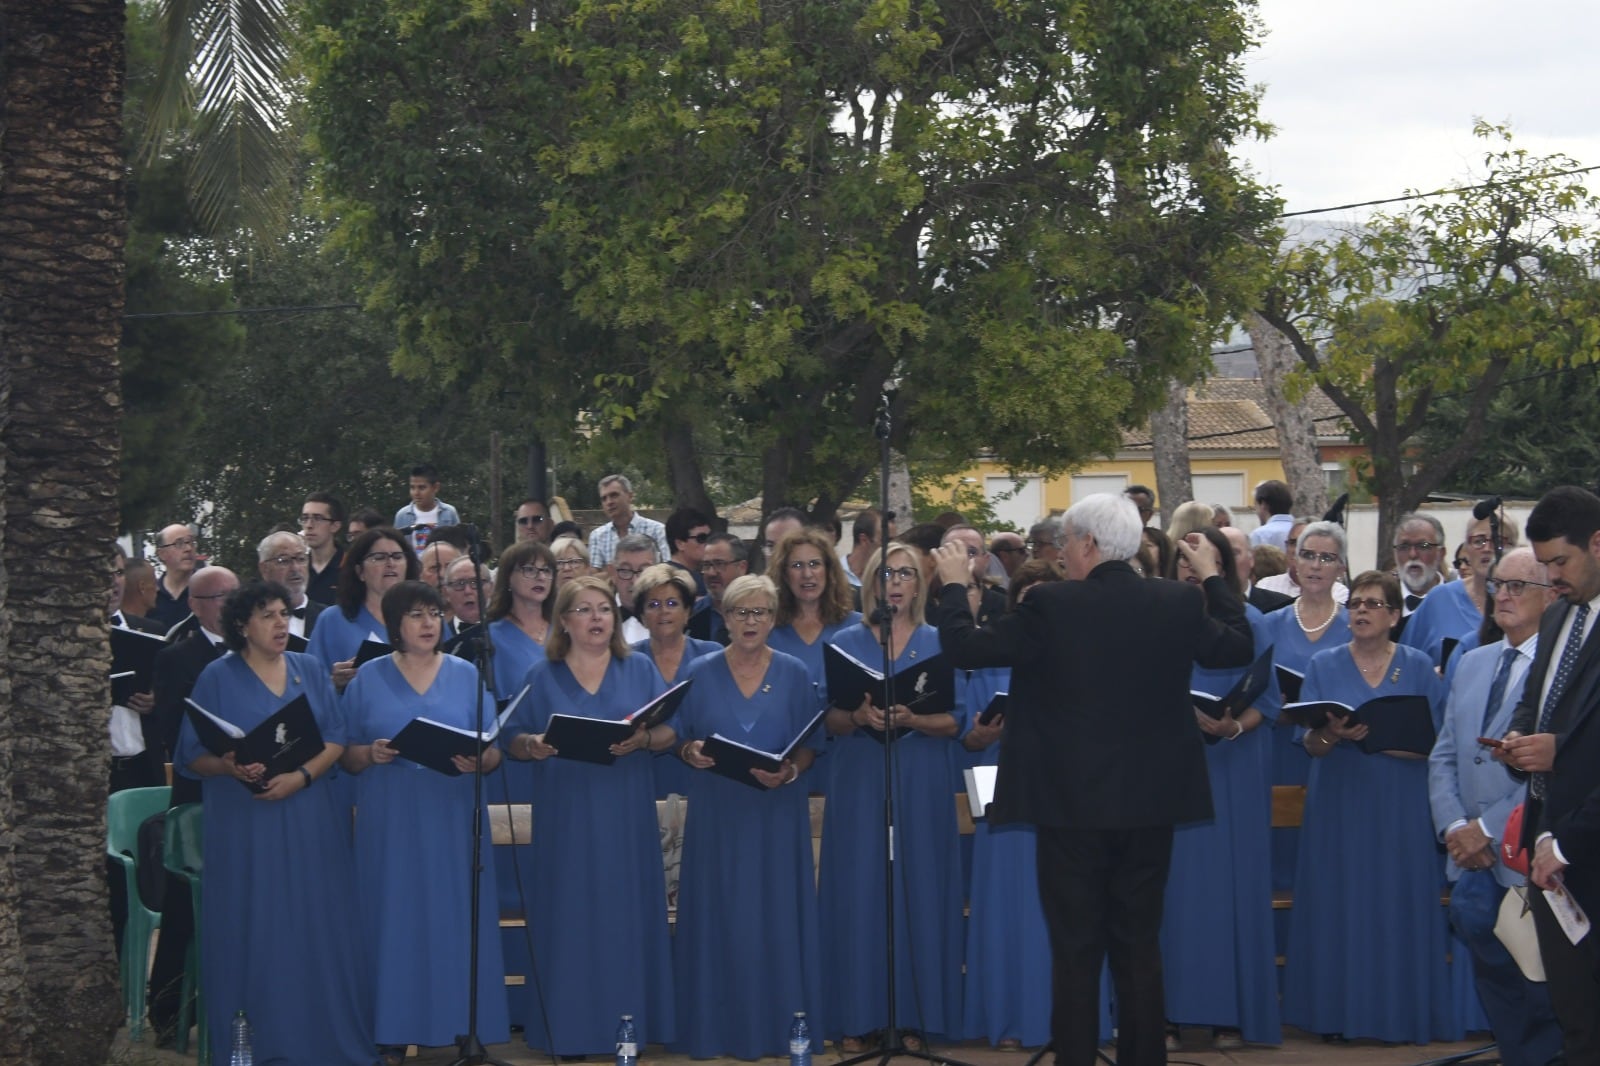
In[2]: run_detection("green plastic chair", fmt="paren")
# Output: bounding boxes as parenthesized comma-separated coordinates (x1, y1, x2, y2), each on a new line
(106, 785, 170, 1040)
(162, 803, 206, 1063)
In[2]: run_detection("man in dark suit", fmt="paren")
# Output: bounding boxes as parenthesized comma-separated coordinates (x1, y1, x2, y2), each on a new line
(256, 530, 327, 639)
(1501, 485, 1600, 1066)
(933, 494, 1253, 1066)
(1224, 525, 1293, 613)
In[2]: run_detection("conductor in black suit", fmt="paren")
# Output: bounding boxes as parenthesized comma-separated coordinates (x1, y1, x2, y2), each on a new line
(1500, 485, 1600, 1066)
(932, 494, 1253, 1066)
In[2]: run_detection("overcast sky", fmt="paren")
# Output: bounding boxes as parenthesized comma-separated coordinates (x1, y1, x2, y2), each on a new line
(1235, 0, 1600, 222)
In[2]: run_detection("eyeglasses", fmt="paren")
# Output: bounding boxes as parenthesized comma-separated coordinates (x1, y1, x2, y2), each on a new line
(404, 608, 445, 621)
(612, 566, 644, 580)
(298, 513, 333, 526)
(1392, 540, 1442, 555)
(516, 564, 554, 580)
(729, 606, 772, 621)
(1296, 549, 1340, 566)
(1454, 558, 1471, 570)
(555, 558, 586, 571)
(564, 603, 614, 617)
(516, 514, 547, 526)
(645, 598, 684, 611)
(1347, 597, 1393, 612)
(1467, 534, 1495, 549)
(1487, 578, 1551, 597)
(363, 551, 407, 565)
(265, 553, 309, 568)
(881, 566, 919, 583)
(443, 578, 480, 591)
(684, 532, 711, 544)
(158, 537, 198, 551)
(788, 558, 825, 572)
(191, 591, 231, 601)
(701, 559, 737, 572)
(1025, 540, 1054, 551)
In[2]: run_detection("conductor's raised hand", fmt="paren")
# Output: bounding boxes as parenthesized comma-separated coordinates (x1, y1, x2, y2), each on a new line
(932, 543, 975, 589)
(1174, 533, 1221, 581)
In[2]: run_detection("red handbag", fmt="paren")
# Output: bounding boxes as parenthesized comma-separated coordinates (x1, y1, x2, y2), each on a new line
(1501, 803, 1530, 875)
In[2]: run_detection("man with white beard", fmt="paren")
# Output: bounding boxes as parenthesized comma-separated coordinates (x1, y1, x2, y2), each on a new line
(1391, 513, 1447, 640)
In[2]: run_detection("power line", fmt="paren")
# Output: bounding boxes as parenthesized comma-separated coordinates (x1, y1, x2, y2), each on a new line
(1275, 163, 1600, 219)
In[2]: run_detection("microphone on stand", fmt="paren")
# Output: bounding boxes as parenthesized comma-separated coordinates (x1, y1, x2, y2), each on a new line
(1473, 496, 1505, 562)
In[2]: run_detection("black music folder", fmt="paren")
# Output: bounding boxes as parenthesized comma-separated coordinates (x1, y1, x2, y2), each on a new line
(184, 694, 325, 792)
(1280, 693, 1435, 755)
(1191, 648, 1275, 745)
(823, 643, 954, 742)
(698, 706, 828, 791)
(543, 679, 693, 765)
(389, 684, 528, 776)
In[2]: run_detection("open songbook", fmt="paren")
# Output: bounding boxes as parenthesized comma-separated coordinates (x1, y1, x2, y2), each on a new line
(1275, 664, 1304, 705)
(1191, 648, 1275, 745)
(388, 684, 529, 776)
(823, 643, 954, 742)
(110, 625, 166, 705)
(1280, 693, 1435, 755)
(698, 706, 828, 791)
(184, 694, 326, 792)
(542, 679, 693, 766)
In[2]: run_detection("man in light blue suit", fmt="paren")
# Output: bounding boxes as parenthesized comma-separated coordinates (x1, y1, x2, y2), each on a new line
(1429, 547, 1562, 1066)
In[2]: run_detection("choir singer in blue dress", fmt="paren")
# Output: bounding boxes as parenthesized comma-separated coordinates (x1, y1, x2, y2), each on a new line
(174, 581, 373, 1065)
(1283, 570, 1458, 1043)
(501, 575, 677, 1055)
(631, 563, 721, 798)
(306, 527, 419, 691)
(672, 574, 825, 1057)
(340, 581, 509, 1064)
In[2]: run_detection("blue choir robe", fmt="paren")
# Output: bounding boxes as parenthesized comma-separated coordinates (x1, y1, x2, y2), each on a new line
(819, 623, 964, 1040)
(670, 649, 826, 1058)
(1400, 581, 1483, 670)
(483, 617, 549, 808)
(501, 653, 675, 1053)
(175, 651, 373, 1065)
(1161, 605, 1283, 1045)
(305, 604, 386, 670)
(344, 655, 509, 1048)
(1282, 643, 1463, 1043)
(632, 635, 721, 798)
(769, 613, 862, 797)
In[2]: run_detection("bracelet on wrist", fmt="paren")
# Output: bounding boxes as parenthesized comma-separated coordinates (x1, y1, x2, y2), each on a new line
(297, 765, 314, 788)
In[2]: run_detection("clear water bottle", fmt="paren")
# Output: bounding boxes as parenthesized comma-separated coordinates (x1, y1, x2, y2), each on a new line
(615, 1013, 638, 1066)
(789, 1011, 811, 1066)
(229, 1010, 253, 1066)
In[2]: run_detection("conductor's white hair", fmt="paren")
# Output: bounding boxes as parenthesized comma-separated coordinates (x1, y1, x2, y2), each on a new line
(1061, 494, 1142, 562)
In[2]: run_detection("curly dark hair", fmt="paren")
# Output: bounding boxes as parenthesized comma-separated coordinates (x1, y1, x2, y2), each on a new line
(220, 581, 294, 652)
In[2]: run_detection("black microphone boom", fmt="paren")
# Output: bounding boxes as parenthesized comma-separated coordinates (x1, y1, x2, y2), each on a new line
(1472, 496, 1502, 521)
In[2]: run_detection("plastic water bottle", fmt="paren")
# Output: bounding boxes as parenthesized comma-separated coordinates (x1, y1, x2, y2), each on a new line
(789, 1011, 811, 1066)
(229, 1010, 253, 1066)
(615, 1013, 638, 1066)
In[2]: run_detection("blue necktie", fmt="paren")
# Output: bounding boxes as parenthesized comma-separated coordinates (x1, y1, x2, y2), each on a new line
(1532, 602, 1589, 799)
(1481, 645, 1518, 735)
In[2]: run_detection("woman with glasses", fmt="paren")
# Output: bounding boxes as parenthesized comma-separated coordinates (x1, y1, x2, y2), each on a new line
(501, 576, 676, 1056)
(820, 543, 963, 1052)
(174, 580, 373, 1064)
(631, 564, 720, 797)
(1283, 571, 1457, 1043)
(306, 526, 419, 692)
(1402, 511, 1518, 670)
(484, 541, 559, 699)
(340, 582, 508, 1064)
(767, 527, 861, 792)
(550, 534, 593, 592)
(672, 574, 825, 1057)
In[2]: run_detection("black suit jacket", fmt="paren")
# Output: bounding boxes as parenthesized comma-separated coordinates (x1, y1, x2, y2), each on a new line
(300, 598, 328, 637)
(1248, 584, 1294, 614)
(113, 612, 170, 758)
(935, 561, 1253, 830)
(1510, 596, 1600, 912)
(152, 632, 225, 762)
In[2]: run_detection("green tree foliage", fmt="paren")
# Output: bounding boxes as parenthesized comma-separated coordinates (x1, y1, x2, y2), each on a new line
(122, 0, 246, 531)
(302, 0, 1276, 517)
(1258, 124, 1600, 566)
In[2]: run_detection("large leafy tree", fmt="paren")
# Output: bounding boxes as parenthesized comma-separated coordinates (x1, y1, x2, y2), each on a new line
(1257, 124, 1600, 566)
(304, 0, 1276, 515)
(0, 0, 127, 1060)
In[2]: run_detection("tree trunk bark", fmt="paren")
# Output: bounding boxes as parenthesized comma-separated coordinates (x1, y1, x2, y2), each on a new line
(1247, 312, 1328, 519)
(659, 417, 717, 519)
(1149, 377, 1192, 529)
(0, 0, 128, 1060)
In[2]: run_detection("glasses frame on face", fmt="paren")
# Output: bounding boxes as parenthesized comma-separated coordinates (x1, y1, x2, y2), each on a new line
(729, 606, 772, 621)
(1453, 557, 1471, 571)
(516, 514, 548, 527)
(612, 566, 644, 580)
(159, 536, 198, 551)
(364, 551, 407, 565)
(516, 564, 555, 580)
(645, 597, 684, 612)
(299, 513, 333, 526)
(702, 559, 735, 572)
(403, 608, 446, 622)
(1346, 596, 1395, 613)
(1467, 534, 1495, 549)
(555, 558, 586, 571)
(1392, 540, 1442, 556)
(266, 553, 310, 569)
(1487, 578, 1551, 598)
(1295, 549, 1341, 567)
(563, 603, 615, 617)
(788, 558, 825, 573)
(881, 566, 919, 583)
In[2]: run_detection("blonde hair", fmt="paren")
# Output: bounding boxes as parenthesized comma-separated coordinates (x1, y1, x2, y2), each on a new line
(722, 573, 778, 612)
(859, 543, 927, 626)
(545, 575, 631, 660)
(631, 563, 695, 617)
(551, 535, 590, 564)
(1166, 500, 1215, 544)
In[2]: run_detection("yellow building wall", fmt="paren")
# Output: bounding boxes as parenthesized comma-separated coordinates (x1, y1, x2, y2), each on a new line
(954, 454, 1290, 520)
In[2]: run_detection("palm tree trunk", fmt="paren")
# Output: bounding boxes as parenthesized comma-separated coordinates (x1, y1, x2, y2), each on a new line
(0, 0, 128, 1060)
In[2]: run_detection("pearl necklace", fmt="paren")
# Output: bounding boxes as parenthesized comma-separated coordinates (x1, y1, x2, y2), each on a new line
(1294, 598, 1336, 635)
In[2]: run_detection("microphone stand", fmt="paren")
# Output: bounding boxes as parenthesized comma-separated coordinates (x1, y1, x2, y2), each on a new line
(449, 525, 513, 1066)
(837, 392, 974, 1066)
